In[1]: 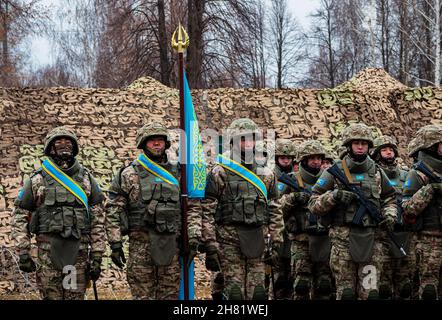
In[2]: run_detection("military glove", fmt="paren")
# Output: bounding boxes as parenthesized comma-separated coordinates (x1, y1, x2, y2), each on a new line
(431, 183, 442, 194)
(89, 255, 102, 281)
(333, 190, 356, 205)
(293, 192, 311, 205)
(19, 253, 36, 273)
(379, 215, 396, 233)
(110, 242, 126, 269)
(187, 239, 200, 266)
(205, 245, 221, 272)
(263, 244, 280, 267)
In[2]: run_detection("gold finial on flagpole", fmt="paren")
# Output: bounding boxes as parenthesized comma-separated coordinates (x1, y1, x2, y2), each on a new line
(171, 23, 189, 53)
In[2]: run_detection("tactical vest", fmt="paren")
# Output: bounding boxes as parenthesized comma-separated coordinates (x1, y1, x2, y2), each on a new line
(126, 161, 181, 234)
(330, 158, 381, 227)
(286, 165, 321, 235)
(29, 166, 91, 238)
(414, 155, 442, 231)
(215, 165, 269, 226)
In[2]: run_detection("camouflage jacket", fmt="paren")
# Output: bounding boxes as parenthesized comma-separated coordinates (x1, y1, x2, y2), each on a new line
(308, 155, 397, 226)
(12, 159, 106, 256)
(105, 156, 202, 245)
(201, 153, 283, 249)
(402, 151, 442, 232)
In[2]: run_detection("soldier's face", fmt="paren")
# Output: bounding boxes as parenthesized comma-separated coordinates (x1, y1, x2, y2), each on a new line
(293, 162, 299, 172)
(240, 135, 256, 152)
(145, 137, 166, 156)
(52, 138, 74, 157)
(438, 142, 442, 156)
(351, 140, 369, 156)
(380, 146, 395, 160)
(277, 156, 293, 168)
(321, 159, 332, 170)
(306, 155, 323, 169)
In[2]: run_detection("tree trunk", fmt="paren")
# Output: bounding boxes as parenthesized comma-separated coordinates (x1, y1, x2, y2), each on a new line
(187, 0, 205, 88)
(435, 0, 441, 86)
(158, 0, 170, 86)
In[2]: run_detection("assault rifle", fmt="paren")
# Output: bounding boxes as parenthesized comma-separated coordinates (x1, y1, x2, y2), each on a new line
(327, 163, 407, 257)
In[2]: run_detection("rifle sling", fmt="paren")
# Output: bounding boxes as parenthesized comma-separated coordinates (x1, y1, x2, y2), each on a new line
(341, 159, 354, 184)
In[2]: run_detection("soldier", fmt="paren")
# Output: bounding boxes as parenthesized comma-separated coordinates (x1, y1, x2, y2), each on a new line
(371, 135, 415, 299)
(12, 126, 105, 300)
(321, 150, 336, 170)
(105, 122, 201, 300)
(292, 142, 300, 173)
(201, 118, 283, 300)
(272, 138, 296, 299)
(308, 123, 398, 300)
(402, 124, 442, 300)
(280, 140, 333, 300)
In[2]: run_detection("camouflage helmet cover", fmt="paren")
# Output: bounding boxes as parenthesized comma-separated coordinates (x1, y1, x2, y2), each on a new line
(411, 124, 442, 156)
(44, 126, 79, 156)
(371, 135, 399, 159)
(226, 118, 259, 143)
(136, 122, 171, 149)
(340, 123, 374, 147)
(297, 140, 326, 161)
(324, 149, 338, 161)
(275, 138, 294, 156)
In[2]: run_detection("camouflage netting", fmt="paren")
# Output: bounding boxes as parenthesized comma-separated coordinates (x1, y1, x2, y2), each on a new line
(0, 68, 441, 299)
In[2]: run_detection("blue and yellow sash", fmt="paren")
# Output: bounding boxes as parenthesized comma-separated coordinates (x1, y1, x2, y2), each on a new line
(137, 153, 179, 186)
(216, 154, 268, 202)
(41, 159, 89, 212)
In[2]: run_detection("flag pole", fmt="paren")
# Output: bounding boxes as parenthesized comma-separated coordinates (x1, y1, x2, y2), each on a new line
(172, 23, 190, 300)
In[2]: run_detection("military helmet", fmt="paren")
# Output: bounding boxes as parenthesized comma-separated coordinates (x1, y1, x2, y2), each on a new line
(297, 140, 326, 161)
(340, 123, 374, 148)
(44, 126, 79, 156)
(324, 150, 337, 161)
(407, 137, 419, 158)
(411, 124, 442, 157)
(371, 135, 399, 159)
(136, 122, 171, 149)
(275, 139, 293, 157)
(226, 118, 259, 143)
(291, 142, 299, 162)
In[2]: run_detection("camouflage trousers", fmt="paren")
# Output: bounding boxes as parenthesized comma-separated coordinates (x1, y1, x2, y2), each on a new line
(379, 231, 418, 299)
(127, 232, 180, 300)
(36, 242, 89, 300)
(415, 230, 442, 300)
(219, 242, 265, 300)
(267, 231, 293, 300)
(291, 234, 333, 300)
(329, 226, 383, 300)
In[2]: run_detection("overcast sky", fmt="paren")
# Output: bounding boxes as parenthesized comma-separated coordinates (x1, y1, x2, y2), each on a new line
(29, 0, 320, 68)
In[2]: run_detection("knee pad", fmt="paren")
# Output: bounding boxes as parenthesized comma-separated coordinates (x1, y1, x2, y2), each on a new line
(422, 284, 437, 300)
(378, 285, 392, 300)
(252, 285, 267, 300)
(228, 284, 243, 300)
(294, 279, 310, 296)
(367, 289, 379, 300)
(341, 288, 356, 300)
(316, 278, 332, 295)
(399, 283, 412, 299)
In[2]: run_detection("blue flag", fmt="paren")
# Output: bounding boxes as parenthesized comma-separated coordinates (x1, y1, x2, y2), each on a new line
(178, 71, 206, 300)
(183, 71, 206, 198)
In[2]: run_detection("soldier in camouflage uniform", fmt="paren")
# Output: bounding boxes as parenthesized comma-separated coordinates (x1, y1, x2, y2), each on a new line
(280, 140, 333, 300)
(321, 150, 336, 170)
(12, 127, 105, 300)
(105, 122, 202, 300)
(370, 135, 415, 299)
(292, 142, 300, 173)
(402, 124, 442, 300)
(201, 118, 283, 300)
(272, 139, 295, 299)
(308, 123, 398, 300)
